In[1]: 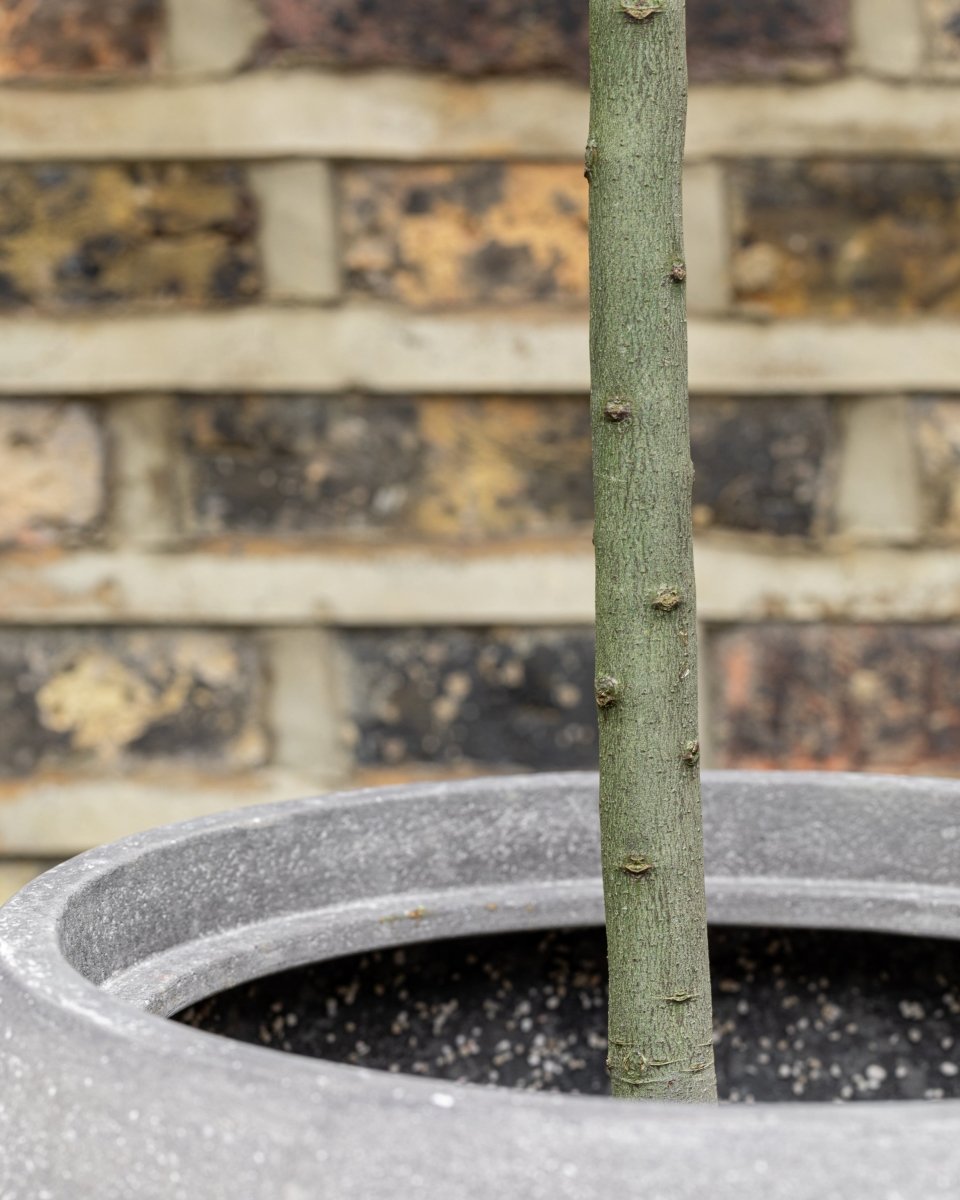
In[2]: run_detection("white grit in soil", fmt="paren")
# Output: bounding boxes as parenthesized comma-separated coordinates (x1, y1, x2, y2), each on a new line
(177, 926, 960, 1103)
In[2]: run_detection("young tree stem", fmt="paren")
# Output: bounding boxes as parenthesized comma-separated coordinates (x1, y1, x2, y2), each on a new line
(588, 0, 717, 1103)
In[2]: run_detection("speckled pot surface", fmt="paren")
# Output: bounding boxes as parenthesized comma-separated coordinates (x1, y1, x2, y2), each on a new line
(1, 771, 960, 1200)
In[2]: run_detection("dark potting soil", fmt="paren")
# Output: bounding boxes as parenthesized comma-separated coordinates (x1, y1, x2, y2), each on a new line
(175, 927, 960, 1103)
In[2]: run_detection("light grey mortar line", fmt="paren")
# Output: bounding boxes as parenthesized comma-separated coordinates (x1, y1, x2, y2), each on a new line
(849, 0, 925, 81)
(834, 395, 923, 545)
(683, 162, 733, 316)
(162, 0, 267, 79)
(262, 627, 354, 786)
(102, 394, 184, 551)
(248, 161, 340, 304)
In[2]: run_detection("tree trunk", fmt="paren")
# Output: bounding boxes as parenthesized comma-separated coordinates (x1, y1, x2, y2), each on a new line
(588, 0, 717, 1103)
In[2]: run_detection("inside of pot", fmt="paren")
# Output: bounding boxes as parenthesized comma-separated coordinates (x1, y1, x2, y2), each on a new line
(175, 924, 960, 1104)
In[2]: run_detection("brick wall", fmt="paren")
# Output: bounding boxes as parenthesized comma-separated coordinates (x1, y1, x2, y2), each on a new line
(2, 0, 960, 898)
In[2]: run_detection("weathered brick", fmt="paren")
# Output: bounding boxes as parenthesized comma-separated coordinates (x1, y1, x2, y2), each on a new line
(0, 0, 162, 79)
(0, 631, 267, 776)
(253, 0, 589, 77)
(181, 393, 830, 542)
(731, 160, 960, 317)
(180, 394, 593, 540)
(341, 164, 587, 308)
(687, 0, 849, 82)
(690, 398, 835, 538)
(339, 628, 597, 771)
(925, 0, 960, 66)
(0, 164, 260, 312)
(253, 0, 847, 83)
(710, 624, 960, 773)
(911, 397, 960, 537)
(0, 400, 105, 547)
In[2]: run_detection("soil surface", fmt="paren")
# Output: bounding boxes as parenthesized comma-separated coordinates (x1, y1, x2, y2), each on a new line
(176, 926, 960, 1102)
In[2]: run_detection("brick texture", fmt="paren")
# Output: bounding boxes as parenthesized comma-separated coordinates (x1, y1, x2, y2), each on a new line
(254, 0, 848, 83)
(912, 397, 960, 538)
(0, 631, 267, 776)
(0, 164, 260, 312)
(180, 394, 593, 541)
(926, 0, 960, 66)
(1, 0, 959, 834)
(690, 398, 834, 538)
(0, 0, 162, 80)
(342, 164, 587, 309)
(254, 0, 589, 77)
(180, 393, 835, 542)
(686, 0, 849, 82)
(339, 627, 597, 771)
(0, 400, 104, 547)
(711, 624, 960, 774)
(731, 160, 960, 317)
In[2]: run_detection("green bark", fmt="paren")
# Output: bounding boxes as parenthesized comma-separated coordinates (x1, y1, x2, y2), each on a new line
(588, 0, 717, 1102)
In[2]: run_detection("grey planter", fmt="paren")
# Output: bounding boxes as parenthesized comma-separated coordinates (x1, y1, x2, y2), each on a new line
(1, 769, 959, 1199)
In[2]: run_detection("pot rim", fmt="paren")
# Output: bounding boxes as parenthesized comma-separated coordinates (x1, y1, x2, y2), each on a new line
(3, 769, 960, 1199)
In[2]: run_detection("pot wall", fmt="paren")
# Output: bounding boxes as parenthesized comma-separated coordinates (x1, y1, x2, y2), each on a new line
(1, 770, 960, 1199)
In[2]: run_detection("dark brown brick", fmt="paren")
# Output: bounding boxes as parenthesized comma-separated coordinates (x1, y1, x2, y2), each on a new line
(0, 0, 162, 79)
(686, 0, 849, 82)
(0, 164, 261, 313)
(0, 400, 105, 547)
(254, 0, 848, 82)
(341, 164, 587, 309)
(180, 394, 593, 541)
(911, 397, 960, 538)
(731, 160, 960, 317)
(710, 624, 960, 774)
(339, 627, 597, 771)
(690, 398, 835, 538)
(0, 630, 266, 776)
(182, 394, 832, 543)
(253, 0, 589, 77)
